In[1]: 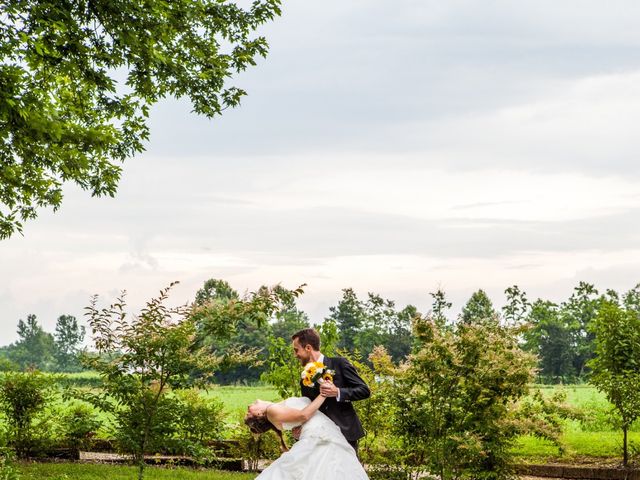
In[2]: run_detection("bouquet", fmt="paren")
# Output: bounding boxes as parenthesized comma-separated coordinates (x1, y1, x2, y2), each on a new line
(301, 361, 335, 387)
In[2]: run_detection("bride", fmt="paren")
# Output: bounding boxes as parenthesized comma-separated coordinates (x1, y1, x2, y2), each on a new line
(245, 392, 369, 479)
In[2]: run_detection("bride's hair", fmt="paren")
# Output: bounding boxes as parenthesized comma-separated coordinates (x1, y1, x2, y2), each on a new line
(245, 415, 288, 451)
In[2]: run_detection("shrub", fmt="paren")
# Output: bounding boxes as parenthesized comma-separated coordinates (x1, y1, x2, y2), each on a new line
(78, 282, 295, 480)
(174, 389, 224, 443)
(351, 346, 406, 471)
(60, 403, 102, 450)
(0, 447, 19, 480)
(0, 360, 18, 373)
(394, 316, 537, 480)
(0, 370, 58, 458)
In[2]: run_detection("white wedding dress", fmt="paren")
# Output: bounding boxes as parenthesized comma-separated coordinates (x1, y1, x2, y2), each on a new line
(255, 397, 369, 480)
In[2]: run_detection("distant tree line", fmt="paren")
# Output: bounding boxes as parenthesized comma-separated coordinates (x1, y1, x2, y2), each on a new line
(191, 278, 640, 385)
(2, 279, 639, 384)
(510, 282, 640, 383)
(0, 314, 85, 372)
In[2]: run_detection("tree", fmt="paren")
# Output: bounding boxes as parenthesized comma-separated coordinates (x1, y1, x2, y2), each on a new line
(588, 301, 640, 467)
(80, 281, 298, 480)
(0, 0, 282, 238)
(81, 284, 218, 480)
(194, 279, 239, 306)
(394, 315, 536, 480)
(327, 288, 365, 353)
(386, 304, 416, 361)
(502, 285, 530, 327)
(194, 280, 281, 384)
(53, 314, 85, 372)
(269, 285, 310, 342)
(260, 334, 300, 399)
(430, 289, 452, 329)
(192, 280, 306, 384)
(523, 300, 574, 382)
(623, 283, 640, 313)
(8, 315, 55, 370)
(193, 278, 256, 384)
(354, 346, 405, 477)
(316, 318, 339, 357)
(460, 289, 496, 324)
(327, 289, 414, 363)
(561, 282, 601, 377)
(356, 293, 394, 360)
(258, 285, 309, 397)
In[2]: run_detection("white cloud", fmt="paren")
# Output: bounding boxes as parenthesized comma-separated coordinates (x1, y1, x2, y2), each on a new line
(401, 71, 640, 174)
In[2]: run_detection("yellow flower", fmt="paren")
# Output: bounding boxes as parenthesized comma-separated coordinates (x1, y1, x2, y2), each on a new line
(302, 362, 333, 387)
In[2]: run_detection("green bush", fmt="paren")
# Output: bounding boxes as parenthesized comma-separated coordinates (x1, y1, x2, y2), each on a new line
(394, 317, 537, 480)
(0, 371, 58, 458)
(351, 347, 405, 470)
(367, 467, 407, 480)
(0, 447, 19, 480)
(60, 403, 102, 450)
(0, 360, 18, 374)
(157, 389, 227, 460)
(175, 389, 225, 445)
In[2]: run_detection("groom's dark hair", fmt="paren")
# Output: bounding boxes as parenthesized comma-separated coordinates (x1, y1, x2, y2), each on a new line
(291, 328, 320, 351)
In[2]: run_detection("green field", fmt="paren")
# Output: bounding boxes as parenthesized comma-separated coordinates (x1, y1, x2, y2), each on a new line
(511, 384, 638, 461)
(202, 385, 281, 415)
(60, 372, 282, 414)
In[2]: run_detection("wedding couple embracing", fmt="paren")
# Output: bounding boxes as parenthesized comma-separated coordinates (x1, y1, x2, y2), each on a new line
(245, 328, 371, 479)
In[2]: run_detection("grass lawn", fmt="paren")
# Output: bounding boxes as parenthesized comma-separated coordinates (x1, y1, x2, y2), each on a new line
(59, 373, 280, 418)
(511, 384, 640, 461)
(511, 430, 640, 462)
(202, 385, 280, 416)
(18, 462, 257, 480)
(533, 383, 609, 406)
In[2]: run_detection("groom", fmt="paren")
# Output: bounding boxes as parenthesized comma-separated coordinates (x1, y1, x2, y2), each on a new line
(291, 328, 370, 454)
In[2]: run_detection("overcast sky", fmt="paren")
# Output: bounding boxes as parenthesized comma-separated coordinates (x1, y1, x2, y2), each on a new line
(3, 0, 640, 344)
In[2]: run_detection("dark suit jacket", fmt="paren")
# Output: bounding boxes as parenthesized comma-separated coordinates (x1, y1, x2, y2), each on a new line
(300, 355, 370, 442)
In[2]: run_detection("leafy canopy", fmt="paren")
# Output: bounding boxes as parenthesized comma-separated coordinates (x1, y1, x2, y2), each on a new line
(395, 315, 536, 480)
(588, 300, 640, 466)
(0, 0, 282, 238)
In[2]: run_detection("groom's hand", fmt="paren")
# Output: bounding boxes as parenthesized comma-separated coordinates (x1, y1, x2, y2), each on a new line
(320, 381, 339, 398)
(291, 426, 302, 440)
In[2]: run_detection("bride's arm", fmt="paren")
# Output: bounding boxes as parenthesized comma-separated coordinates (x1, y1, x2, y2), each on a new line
(266, 395, 326, 424)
